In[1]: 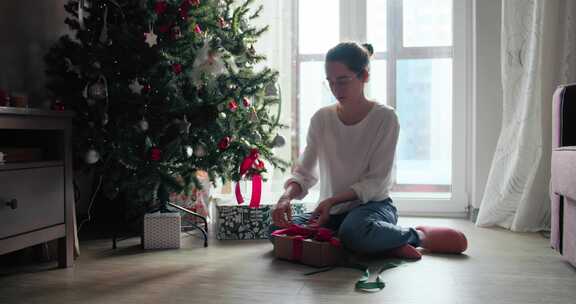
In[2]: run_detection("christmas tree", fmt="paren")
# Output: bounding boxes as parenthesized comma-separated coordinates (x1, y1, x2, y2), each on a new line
(45, 0, 288, 213)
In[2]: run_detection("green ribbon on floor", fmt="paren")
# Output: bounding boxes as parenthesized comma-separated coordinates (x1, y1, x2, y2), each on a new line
(303, 260, 406, 292)
(355, 267, 385, 291)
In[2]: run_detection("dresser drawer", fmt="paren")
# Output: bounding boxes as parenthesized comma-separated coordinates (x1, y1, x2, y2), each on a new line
(0, 166, 65, 239)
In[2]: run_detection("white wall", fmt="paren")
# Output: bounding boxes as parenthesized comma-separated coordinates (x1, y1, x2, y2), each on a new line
(470, 0, 503, 209)
(0, 0, 68, 105)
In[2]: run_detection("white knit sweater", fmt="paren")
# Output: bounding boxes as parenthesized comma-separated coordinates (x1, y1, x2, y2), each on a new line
(285, 102, 400, 214)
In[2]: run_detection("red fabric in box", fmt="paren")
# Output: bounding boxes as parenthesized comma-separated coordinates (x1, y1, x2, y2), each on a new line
(272, 225, 346, 267)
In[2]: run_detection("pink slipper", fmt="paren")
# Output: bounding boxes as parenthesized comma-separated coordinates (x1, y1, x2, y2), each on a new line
(416, 226, 468, 254)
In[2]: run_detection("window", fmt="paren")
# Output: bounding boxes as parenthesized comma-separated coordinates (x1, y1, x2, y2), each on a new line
(295, 0, 470, 214)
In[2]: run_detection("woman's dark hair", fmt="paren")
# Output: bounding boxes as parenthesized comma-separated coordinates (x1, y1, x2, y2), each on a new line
(325, 42, 374, 76)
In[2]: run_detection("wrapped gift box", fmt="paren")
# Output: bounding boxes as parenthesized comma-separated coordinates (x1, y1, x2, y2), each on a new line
(214, 197, 307, 240)
(273, 230, 347, 268)
(169, 170, 211, 226)
(143, 212, 181, 249)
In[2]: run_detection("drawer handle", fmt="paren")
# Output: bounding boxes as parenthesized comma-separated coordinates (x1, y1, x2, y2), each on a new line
(5, 199, 18, 210)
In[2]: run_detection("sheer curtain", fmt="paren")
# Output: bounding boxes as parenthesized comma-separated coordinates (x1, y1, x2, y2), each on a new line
(253, 0, 295, 193)
(476, 0, 576, 231)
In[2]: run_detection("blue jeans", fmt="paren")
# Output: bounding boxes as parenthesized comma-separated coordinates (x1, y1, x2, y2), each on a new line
(269, 198, 421, 254)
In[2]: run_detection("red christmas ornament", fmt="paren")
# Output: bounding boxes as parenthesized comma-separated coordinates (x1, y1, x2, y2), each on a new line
(179, 0, 191, 19)
(159, 24, 171, 33)
(218, 137, 231, 150)
(193, 24, 203, 34)
(172, 63, 182, 75)
(188, 0, 200, 6)
(228, 100, 238, 112)
(242, 97, 251, 107)
(218, 17, 228, 28)
(150, 147, 162, 161)
(154, 1, 167, 14)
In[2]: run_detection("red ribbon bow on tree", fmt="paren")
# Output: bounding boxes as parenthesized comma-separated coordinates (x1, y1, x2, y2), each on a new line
(235, 148, 264, 208)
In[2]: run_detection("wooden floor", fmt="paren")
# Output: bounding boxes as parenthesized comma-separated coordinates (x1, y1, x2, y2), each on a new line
(1, 217, 575, 304)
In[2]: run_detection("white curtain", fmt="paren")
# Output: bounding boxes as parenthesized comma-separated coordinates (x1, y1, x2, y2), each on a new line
(252, 0, 295, 182)
(476, 0, 576, 231)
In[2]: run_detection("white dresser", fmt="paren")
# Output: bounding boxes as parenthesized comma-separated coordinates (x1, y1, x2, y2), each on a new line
(0, 107, 74, 268)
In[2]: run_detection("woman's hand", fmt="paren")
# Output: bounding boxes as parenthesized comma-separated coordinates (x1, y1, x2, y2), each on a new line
(272, 195, 292, 228)
(309, 198, 336, 227)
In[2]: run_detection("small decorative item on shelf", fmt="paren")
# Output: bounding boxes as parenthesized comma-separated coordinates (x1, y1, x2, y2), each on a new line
(215, 197, 307, 240)
(0, 89, 9, 107)
(0, 148, 42, 162)
(10, 93, 28, 108)
(51, 99, 65, 111)
(0, 152, 5, 164)
(142, 212, 181, 249)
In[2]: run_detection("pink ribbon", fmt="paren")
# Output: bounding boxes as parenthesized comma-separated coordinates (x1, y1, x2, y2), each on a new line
(235, 149, 264, 208)
(271, 225, 341, 261)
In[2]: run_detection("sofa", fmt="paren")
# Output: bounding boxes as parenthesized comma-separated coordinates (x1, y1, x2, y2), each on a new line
(550, 84, 576, 267)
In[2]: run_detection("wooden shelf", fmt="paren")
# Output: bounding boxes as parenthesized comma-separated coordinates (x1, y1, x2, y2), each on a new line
(0, 161, 64, 171)
(0, 107, 73, 118)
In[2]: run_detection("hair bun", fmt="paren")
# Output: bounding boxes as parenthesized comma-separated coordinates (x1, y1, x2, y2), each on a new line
(362, 43, 374, 56)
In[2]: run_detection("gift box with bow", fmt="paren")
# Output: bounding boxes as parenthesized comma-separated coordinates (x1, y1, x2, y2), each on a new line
(272, 225, 347, 267)
(215, 197, 306, 240)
